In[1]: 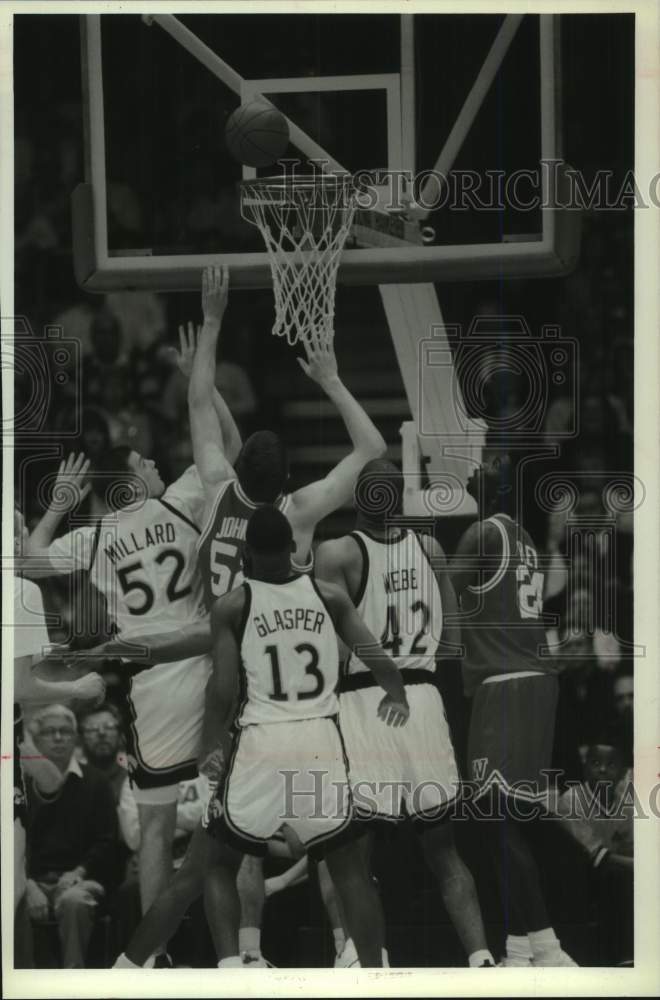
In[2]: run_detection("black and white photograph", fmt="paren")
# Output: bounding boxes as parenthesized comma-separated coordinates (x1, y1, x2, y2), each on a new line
(3, 2, 659, 997)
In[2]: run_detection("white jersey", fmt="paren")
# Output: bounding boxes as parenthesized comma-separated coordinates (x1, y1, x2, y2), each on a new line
(46, 466, 207, 639)
(347, 529, 442, 676)
(237, 575, 339, 727)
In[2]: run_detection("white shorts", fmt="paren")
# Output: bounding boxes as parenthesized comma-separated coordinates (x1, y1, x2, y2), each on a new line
(210, 716, 352, 858)
(339, 680, 460, 820)
(125, 654, 212, 793)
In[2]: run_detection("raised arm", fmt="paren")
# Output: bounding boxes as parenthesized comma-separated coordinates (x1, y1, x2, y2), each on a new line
(174, 321, 243, 463)
(289, 343, 386, 529)
(20, 454, 91, 577)
(319, 581, 409, 726)
(188, 265, 236, 498)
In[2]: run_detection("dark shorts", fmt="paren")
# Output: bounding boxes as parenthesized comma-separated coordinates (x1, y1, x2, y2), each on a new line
(467, 671, 558, 802)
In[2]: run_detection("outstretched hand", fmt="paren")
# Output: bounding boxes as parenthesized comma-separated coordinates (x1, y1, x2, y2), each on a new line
(166, 322, 202, 379)
(202, 265, 229, 325)
(50, 453, 91, 512)
(377, 693, 410, 728)
(296, 339, 339, 386)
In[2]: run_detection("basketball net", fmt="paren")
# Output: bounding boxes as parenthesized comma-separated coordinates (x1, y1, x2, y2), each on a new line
(240, 173, 357, 349)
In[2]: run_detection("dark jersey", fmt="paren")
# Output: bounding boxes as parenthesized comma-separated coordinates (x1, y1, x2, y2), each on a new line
(459, 513, 554, 696)
(196, 479, 311, 610)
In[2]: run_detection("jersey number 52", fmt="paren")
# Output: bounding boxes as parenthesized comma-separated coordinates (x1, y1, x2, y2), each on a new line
(117, 549, 192, 615)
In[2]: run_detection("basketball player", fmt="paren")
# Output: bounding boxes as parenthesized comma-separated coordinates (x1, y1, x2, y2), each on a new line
(20, 446, 210, 959)
(314, 458, 495, 968)
(450, 452, 576, 967)
(196, 505, 409, 967)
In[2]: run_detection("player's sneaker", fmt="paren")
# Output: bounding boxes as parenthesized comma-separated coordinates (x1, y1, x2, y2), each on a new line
(334, 939, 359, 968)
(531, 949, 578, 967)
(242, 950, 274, 968)
(333, 942, 389, 968)
(153, 953, 174, 969)
(499, 956, 533, 967)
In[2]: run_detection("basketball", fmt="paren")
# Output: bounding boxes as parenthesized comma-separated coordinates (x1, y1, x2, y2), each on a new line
(225, 101, 290, 167)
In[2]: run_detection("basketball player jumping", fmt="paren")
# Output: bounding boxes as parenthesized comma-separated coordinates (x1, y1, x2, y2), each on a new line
(199, 504, 410, 967)
(450, 452, 576, 967)
(314, 458, 495, 968)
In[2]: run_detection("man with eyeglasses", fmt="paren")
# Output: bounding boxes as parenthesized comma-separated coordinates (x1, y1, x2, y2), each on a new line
(78, 705, 127, 806)
(24, 705, 119, 968)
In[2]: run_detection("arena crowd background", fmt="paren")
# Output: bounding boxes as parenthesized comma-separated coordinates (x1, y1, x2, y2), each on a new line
(13, 13, 634, 967)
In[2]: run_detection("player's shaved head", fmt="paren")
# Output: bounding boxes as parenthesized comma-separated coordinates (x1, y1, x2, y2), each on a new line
(235, 431, 287, 503)
(246, 505, 294, 555)
(354, 458, 404, 523)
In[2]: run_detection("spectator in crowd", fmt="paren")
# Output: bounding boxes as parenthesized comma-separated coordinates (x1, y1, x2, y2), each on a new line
(551, 631, 615, 764)
(24, 705, 119, 968)
(609, 668, 634, 767)
(77, 704, 130, 807)
(77, 701, 209, 961)
(555, 736, 633, 965)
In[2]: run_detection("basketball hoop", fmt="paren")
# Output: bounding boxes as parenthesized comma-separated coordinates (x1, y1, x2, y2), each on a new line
(240, 173, 358, 349)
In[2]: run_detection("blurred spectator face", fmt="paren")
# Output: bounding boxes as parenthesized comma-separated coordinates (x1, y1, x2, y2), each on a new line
(584, 744, 624, 801)
(33, 708, 77, 768)
(575, 490, 602, 518)
(613, 675, 634, 718)
(567, 587, 592, 632)
(79, 709, 121, 766)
